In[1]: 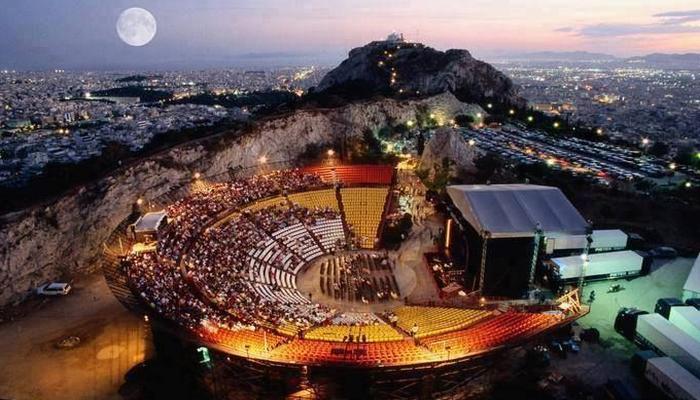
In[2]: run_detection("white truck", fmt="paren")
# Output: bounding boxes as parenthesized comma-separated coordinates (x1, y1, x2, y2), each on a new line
(644, 357, 700, 400)
(669, 306, 700, 342)
(636, 313, 700, 378)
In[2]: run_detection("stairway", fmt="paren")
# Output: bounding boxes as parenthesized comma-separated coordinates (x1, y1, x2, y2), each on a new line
(335, 187, 353, 244)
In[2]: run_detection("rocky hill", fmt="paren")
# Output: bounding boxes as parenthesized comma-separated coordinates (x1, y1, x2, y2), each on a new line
(316, 40, 525, 108)
(0, 93, 477, 306)
(420, 128, 479, 175)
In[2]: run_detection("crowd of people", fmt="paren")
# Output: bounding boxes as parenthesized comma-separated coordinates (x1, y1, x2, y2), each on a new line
(126, 169, 348, 335)
(326, 253, 400, 303)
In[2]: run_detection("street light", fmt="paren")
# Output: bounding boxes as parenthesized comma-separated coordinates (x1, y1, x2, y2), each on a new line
(553, 122, 560, 129)
(686, 182, 693, 188)
(468, 139, 476, 146)
(193, 172, 201, 180)
(669, 163, 677, 171)
(527, 116, 534, 122)
(509, 109, 515, 115)
(259, 155, 268, 164)
(487, 103, 493, 109)
(136, 198, 144, 206)
(596, 128, 603, 135)
(327, 149, 335, 157)
(406, 120, 414, 128)
(641, 138, 650, 146)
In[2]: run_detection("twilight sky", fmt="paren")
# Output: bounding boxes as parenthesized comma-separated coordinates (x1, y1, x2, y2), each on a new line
(2, 0, 700, 70)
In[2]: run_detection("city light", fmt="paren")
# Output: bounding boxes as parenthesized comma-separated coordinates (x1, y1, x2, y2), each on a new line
(669, 163, 677, 170)
(487, 103, 493, 109)
(136, 198, 144, 206)
(546, 158, 556, 166)
(259, 155, 268, 164)
(468, 139, 476, 146)
(686, 182, 693, 188)
(406, 120, 414, 127)
(641, 138, 650, 146)
(527, 116, 534, 122)
(193, 172, 201, 180)
(327, 149, 335, 157)
(596, 128, 603, 135)
(476, 113, 482, 119)
(509, 109, 515, 115)
(553, 122, 560, 128)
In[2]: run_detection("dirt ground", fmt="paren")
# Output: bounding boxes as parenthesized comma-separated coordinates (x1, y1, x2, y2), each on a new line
(0, 274, 152, 400)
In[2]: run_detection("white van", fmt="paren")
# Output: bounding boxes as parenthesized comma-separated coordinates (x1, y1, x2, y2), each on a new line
(36, 282, 72, 296)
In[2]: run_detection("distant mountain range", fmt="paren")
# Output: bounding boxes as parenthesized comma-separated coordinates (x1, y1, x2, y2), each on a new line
(498, 51, 700, 69)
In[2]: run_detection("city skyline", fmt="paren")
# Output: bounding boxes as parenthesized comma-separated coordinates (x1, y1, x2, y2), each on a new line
(2, 0, 700, 70)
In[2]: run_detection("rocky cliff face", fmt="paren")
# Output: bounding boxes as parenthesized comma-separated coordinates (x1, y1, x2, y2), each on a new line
(317, 41, 525, 108)
(420, 128, 480, 176)
(0, 93, 475, 306)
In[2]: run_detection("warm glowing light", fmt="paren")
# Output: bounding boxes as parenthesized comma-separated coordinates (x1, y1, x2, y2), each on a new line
(686, 182, 693, 188)
(487, 103, 493, 109)
(136, 198, 144, 206)
(259, 156, 268, 164)
(193, 172, 201, 180)
(527, 116, 534, 122)
(546, 158, 556, 166)
(476, 113, 482, 119)
(641, 138, 650, 146)
(553, 122, 560, 129)
(406, 120, 414, 127)
(445, 219, 453, 248)
(669, 163, 677, 170)
(468, 139, 476, 146)
(596, 128, 603, 135)
(429, 113, 436, 119)
(508, 109, 515, 115)
(327, 149, 335, 157)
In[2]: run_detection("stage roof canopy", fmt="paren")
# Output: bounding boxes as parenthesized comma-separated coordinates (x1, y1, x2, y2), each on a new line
(133, 211, 167, 233)
(447, 184, 589, 238)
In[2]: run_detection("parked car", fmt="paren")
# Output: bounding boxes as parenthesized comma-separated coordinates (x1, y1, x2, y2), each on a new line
(36, 282, 72, 296)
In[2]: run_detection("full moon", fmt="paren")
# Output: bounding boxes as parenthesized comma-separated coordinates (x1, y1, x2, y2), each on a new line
(116, 8, 157, 47)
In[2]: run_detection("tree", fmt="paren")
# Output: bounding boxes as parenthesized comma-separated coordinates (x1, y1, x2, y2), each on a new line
(416, 132, 426, 156)
(649, 141, 670, 158)
(454, 114, 474, 127)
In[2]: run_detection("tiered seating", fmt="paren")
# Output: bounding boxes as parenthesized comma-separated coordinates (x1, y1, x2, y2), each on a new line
(393, 306, 493, 339)
(340, 187, 389, 248)
(304, 322, 404, 342)
(307, 218, 346, 252)
(422, 312, 560, 355)
(272, 223, 324, 262)
(288, 189, 340, 211)
(303, 165, 394, 185)
(241, 196, 287, 212)
(201, 326, 287, 357)
(269, 338, 437, 366)
(252, 282, 309, 304)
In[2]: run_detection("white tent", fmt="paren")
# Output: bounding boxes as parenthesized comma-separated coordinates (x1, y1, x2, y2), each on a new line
(683, 253, 700, 301)
(447, 184, 589, 239)
(133, 211, 167, 233)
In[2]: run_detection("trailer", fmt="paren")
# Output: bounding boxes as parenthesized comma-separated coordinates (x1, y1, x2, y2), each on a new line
(544, 229, 628, 255)
(683, 254, 700, 301)
(549, 250, 650, 283)
(669, 307, 700, 342)
(644, 357, 700, 400)
(635, 313, 700, 378)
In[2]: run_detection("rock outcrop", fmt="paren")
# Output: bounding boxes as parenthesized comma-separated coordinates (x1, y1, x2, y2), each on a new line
(317, 40, 525, 108)
(420, 128, 480, 176)
(0, 93, 475, 306)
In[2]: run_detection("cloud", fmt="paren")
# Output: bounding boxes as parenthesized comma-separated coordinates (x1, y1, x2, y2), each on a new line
(560, 9, 700, 37)
(554, 27, 574, 33)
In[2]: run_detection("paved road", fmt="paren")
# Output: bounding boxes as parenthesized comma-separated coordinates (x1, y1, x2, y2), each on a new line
(0, 274, 152, 400)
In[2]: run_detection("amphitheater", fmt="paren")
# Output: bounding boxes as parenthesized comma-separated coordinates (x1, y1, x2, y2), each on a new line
(103, 164, 586, 383)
